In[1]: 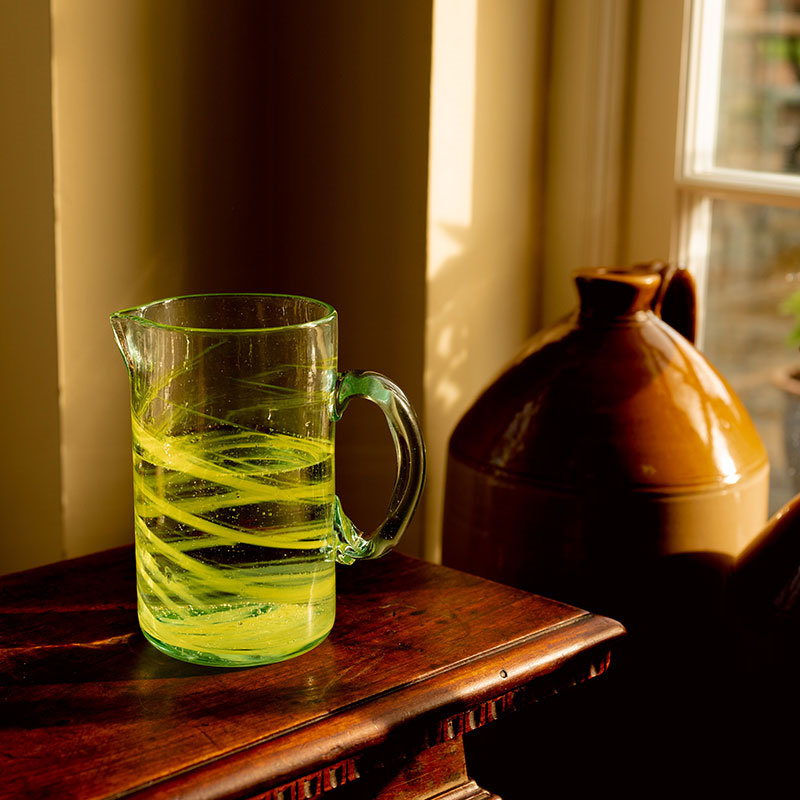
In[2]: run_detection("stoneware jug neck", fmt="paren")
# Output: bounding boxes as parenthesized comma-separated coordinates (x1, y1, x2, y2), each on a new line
(574, 268, 660, 321)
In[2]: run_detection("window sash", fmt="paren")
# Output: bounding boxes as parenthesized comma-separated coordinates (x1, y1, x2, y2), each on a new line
(680, 0, 800, 205)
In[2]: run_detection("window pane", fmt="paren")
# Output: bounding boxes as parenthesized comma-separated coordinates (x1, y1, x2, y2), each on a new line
(717, 0, 800, 174)
(703, 198, 800, 512)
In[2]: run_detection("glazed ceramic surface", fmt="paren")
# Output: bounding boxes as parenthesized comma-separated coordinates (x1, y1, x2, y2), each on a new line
(443, 265, 769, 630)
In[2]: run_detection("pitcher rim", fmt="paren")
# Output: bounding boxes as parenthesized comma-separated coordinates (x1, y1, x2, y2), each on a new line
(110, 292, 337, 333)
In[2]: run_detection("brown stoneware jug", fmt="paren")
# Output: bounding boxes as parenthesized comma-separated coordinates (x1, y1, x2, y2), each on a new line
(442, 263, 770, 634)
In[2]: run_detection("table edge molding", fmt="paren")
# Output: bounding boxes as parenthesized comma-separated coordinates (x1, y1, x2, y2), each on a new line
(120, 612, 625, 800)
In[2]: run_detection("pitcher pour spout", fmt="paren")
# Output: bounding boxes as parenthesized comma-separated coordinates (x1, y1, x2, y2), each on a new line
(110, 306, 158, 376)
(110, 306, 146, 374)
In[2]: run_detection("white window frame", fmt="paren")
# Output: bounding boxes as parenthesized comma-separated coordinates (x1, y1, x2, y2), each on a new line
(627, 0, 800, 344)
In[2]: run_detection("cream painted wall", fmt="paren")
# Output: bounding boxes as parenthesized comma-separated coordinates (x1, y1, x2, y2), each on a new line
(0, 1, 63, 572)
(425, 0, 548, 560)
(541, 0, 632, 327)
(51, 0, 191, 562)
(2, 0, 553, 573)
(2, 0, 431, 573)
(622, 0, 686, 264)
(55, 0, 431, 564)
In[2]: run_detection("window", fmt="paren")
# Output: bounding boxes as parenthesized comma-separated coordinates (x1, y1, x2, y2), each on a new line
(628, 0, 800, 514)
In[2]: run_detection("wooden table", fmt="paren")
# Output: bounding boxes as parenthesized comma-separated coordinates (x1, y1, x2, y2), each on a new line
(0, 547, 624, 800)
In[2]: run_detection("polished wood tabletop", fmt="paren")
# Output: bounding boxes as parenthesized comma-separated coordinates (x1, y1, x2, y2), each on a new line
(0, 546, 624, 800)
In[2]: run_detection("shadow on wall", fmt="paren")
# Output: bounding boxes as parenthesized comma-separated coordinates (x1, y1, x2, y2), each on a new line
(23, 0, 432, 574)
(177, 1, 433, 553)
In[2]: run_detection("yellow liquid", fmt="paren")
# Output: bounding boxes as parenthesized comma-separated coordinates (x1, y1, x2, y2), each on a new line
(132, 421, 336, 666)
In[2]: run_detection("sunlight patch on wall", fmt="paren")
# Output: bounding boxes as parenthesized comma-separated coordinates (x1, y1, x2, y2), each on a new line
(425, 0, 479, 563)
(424, 0, 546, 563)
(427, 0, 477, 283)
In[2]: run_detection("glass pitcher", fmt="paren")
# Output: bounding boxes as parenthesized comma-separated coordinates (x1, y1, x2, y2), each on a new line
(111, 293, 425, 667)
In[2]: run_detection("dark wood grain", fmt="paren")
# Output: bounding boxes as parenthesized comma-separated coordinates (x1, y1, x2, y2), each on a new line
(0, 547, 624, 799)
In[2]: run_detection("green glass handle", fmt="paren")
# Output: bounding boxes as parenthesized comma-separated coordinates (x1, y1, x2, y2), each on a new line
(331, 370, 426, 564)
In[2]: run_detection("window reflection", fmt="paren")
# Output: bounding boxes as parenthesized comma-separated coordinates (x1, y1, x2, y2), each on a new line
(703, 199, 800, 513)
(717, 0, 800, 174)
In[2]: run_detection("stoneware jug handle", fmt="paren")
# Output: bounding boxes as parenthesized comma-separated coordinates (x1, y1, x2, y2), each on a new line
(330, 370, 426, 564)
(639, 261, 697, 343)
